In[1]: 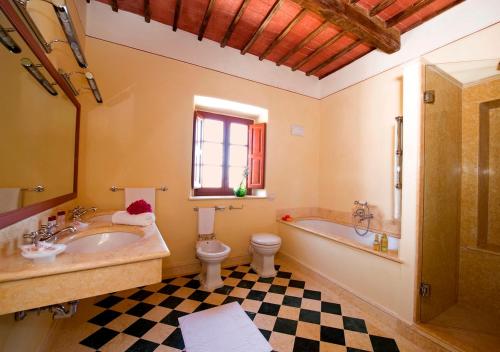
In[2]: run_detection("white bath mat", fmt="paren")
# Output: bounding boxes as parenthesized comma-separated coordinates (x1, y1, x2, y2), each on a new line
(178, 302, 272, 352)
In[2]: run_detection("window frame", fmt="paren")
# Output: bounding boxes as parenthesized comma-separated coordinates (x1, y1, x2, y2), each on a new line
(191, 111, 254, 197)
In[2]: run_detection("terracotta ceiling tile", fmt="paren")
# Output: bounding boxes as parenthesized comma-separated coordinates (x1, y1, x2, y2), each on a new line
(247, 1, 302, 57)
(283, 26, 340, 68)
(265, 13, 322, 63)
(298, 35, 357, 74)
(177, 0, 209, 36)
(94, 0, 464, 78)
(204, 0, 245, 43)
(149, 0, 176, 25)
(315, 43, 373, 78)
(226, 0, 276, 49)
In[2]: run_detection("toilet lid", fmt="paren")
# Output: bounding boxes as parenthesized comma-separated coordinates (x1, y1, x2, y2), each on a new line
(251, 233, 281, 246)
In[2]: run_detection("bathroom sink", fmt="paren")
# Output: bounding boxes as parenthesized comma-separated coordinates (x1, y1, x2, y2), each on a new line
(87, 214, 113, 223)
(64, 232, 142, 254)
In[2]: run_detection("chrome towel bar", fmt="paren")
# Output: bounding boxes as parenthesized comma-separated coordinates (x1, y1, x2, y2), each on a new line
(21, 185, 45, 192)
(110, 186, 168, 192)
(194, 206, 225, 211)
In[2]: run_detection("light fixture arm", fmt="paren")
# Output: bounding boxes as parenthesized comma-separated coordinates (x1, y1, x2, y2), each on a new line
(58, 69, 103, 103)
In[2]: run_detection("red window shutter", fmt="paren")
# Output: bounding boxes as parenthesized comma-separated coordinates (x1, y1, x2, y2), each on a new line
(247, 123, 266, 189)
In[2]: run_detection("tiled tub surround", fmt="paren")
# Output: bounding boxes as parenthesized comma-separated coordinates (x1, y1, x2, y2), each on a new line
(45, 259, 446, 352)
(0, 215, 170, 315)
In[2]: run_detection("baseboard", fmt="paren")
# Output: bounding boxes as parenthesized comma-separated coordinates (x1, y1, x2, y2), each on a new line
(162, 255, 251, 279)
(413, 324, 465, 352)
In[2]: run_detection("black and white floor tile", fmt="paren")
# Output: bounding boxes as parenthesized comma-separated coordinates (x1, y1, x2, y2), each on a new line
(79, 265, 400, 352)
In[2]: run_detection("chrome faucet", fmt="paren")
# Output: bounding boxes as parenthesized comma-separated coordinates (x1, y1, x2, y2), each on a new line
(352, 201, 373, 236)
(69, 206, 97, 222)
(352, 201, 374, 222)
(23, 224, 77, 247)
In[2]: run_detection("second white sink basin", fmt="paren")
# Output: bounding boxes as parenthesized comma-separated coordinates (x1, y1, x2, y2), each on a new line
(64, 232, 142, 254)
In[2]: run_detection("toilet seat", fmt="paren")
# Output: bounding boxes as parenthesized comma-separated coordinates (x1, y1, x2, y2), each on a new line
(251, 233, 281, 246)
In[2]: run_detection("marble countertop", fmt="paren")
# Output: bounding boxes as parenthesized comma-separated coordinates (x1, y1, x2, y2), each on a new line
(0, 212, 170, 283)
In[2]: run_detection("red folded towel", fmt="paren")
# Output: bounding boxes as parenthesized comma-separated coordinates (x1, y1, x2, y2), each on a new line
(127, 199, 153, 215)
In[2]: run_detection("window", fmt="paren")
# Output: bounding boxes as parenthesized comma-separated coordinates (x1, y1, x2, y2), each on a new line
(192, 111, 266, 196)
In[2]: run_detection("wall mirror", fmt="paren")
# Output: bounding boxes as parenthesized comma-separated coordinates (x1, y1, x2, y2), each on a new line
(0, 1, 79, 229)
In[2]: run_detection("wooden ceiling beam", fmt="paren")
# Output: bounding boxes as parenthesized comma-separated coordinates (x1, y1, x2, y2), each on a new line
(292, 30, 343, 71)
(289, 0, 400, 53)
(198, 0, 216, 41)
(111, 0, 118, 12)
(173, 0, 182, 31)
(221, 0, 251, 48)
(276, 21, 328, 66)
(369, 0, 396, 17)
(241, 0, 283, 55)
(386, 0, 435, 27)
(306, 39, 361, 76)
(144, 0, 151, 23)
(259, 8, 307, 61)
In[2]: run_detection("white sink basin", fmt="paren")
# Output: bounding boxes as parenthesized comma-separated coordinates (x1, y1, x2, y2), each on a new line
(64, 232, 142, 254)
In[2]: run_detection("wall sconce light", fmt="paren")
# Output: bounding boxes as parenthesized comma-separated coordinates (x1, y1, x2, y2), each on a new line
(0, 25, 21, 53)
(13, 0, 87, 67)
(58, 69, 103, 103)
(85, 72, 102, 103)
(51, 3, 87, 68)
(21, 58, 58, 96)
(13, 0, 52, 53)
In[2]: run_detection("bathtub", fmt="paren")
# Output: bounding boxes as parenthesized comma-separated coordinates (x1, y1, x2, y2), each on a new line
(292, 219, 400, 254)
(278, 217, 405, 319)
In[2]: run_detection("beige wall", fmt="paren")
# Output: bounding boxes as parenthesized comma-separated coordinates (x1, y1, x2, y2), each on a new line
(419, 67, 462, 322)
(319, 65, 403, 233)
(78, 37, 321, 272)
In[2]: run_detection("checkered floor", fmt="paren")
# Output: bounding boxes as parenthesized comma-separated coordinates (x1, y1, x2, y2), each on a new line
(79, 265, 400, 352)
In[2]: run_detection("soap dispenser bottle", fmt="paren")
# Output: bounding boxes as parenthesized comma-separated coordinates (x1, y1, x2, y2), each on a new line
(373, 234, 381, 251)
(381, 233, 389, 253)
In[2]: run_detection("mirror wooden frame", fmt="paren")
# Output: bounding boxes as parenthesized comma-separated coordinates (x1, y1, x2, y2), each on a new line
(0, 0, 80, 230)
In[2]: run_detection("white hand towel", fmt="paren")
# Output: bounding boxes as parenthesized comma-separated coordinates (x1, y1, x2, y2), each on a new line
(125, 188, 155, 211)
(198, 207, 215, 235)
(0, 188, 21, 213)
(111, 211, 155, 227)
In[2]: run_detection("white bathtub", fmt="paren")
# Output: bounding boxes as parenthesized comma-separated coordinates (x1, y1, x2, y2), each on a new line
(278, 218, 405, 320)
(293, 219, 400, 252)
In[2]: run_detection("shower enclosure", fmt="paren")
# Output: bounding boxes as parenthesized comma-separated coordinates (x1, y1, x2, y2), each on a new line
(419, 59, 500, 352)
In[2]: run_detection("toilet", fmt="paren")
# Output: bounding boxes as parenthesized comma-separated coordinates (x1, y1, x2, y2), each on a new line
(196, 239, 231, 290)
(250, 233, 281, 278)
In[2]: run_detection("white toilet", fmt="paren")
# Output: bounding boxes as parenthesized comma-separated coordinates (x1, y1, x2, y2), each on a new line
(196, 239, 231, 290)
(250, 233, 282, 278)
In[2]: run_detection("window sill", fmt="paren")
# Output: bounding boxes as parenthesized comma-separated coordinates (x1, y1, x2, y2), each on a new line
(189, 195, 268, 200)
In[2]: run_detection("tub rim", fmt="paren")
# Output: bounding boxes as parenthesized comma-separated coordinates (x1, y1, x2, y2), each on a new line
(278, 218, 403, 264)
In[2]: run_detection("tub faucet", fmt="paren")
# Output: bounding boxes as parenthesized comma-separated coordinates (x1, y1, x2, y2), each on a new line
(352, 201, 373, 236)
(352, 201, 374, 222)
(69, 206, 97, 221)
